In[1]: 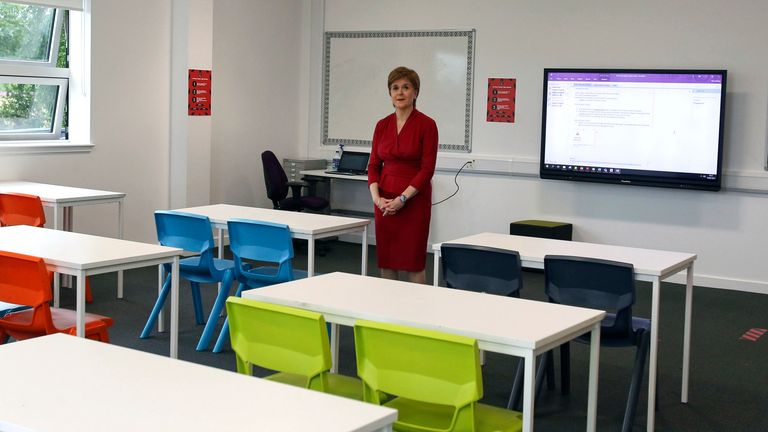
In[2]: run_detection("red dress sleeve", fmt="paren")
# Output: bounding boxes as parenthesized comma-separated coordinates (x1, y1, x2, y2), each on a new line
(367, 117, 386, 186)
(409, 113, 438, 191)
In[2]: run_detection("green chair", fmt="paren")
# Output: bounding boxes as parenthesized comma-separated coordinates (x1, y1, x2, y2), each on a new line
(354, 320, 523, 432)
(226, 297, 361, 400)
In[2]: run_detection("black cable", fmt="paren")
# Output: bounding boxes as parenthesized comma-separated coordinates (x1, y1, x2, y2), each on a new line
(432, 160, 472, 206)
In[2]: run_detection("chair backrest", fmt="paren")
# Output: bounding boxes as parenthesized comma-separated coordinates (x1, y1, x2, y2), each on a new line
(154, 210, 216, 273)
(0, 251, 57, 333)
(261, 150, 289, 207)
(227, 218, 295, 282)
(0, 193, 46, 227)
(226, 297, 332, 388)
(0, 251, 51, 307)
(441, 243, 522, 297)
(544, 255, 635, 337)
(354, 320, 482, 408)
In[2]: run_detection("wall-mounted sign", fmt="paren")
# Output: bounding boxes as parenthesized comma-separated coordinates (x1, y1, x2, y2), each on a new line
(486, 78, 515, 123)
(188, 69, 211, 116)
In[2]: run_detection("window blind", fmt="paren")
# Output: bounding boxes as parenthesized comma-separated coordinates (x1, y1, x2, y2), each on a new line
(7, 0, 83, 11)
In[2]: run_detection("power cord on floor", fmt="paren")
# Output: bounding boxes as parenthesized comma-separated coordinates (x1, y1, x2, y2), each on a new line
(432, 160, 472, 206)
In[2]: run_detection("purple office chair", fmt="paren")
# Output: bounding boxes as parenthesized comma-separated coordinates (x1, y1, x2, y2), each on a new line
(261, 150, 329, 212)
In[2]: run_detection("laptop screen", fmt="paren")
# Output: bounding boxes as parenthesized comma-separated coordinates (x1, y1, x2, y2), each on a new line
(338, 151, 370, 173)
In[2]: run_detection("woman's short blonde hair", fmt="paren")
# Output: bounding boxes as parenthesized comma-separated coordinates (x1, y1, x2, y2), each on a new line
(387, 66, 420, 94)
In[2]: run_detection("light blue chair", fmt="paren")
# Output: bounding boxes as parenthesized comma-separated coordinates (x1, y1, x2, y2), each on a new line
(140, 210, 235, 350)
(208, 218, 306, 353)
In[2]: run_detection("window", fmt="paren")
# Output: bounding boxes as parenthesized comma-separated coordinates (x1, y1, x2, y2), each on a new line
(0, 0, 86, 148)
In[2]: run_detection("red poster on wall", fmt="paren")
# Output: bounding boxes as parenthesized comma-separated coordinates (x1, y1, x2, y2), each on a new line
(188, 69, 212, 116)
(486, 78, 516, 123)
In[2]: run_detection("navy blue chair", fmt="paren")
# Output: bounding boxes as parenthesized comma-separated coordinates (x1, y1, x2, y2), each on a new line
(140, 211, 235, 351)
(541, 255, 651, 432)
(209, 218, 307, 353)
(440, 243, 522, 297)
(441, 243, 534, 411)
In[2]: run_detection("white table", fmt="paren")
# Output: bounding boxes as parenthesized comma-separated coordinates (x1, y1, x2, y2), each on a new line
(0, 226, 183, 358)
(243, 272, 605, 432)
(175, 204, 371, 277)
(0, 334, 397, 432)
(301, 168, 368, 182)
(0, 181, 127, 303)
(300, 169, 372, 218)
(432, 232, 697, 432)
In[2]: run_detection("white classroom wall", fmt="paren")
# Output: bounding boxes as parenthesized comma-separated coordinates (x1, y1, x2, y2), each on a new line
(171, 0, 213, 209)
(2, 1, 764, 292)
(186, 0, 213, 208)
(0, 0, 173, 243)
(299, 0, 768, 293)
(0, 0, 304, 244)
(209, 0, 306, 209)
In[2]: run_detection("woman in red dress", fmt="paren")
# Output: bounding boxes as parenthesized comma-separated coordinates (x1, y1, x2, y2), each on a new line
(367, 66, 438, 284)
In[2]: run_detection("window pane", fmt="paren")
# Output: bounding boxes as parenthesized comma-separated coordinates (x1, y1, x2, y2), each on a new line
(0, 82, 58, 133)
(0, 2, 56, 62)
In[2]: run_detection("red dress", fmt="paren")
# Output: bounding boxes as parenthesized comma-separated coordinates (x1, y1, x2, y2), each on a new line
(368, 109, 438, 272)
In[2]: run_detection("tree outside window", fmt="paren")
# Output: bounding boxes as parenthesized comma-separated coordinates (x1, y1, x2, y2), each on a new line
(0, 1, 69, 140)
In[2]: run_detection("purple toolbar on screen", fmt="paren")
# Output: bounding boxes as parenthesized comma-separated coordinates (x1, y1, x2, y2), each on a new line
(548, 72, 722, 84)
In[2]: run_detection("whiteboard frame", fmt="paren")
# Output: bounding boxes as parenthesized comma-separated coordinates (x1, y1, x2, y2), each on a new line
(322, 29, 475, 152)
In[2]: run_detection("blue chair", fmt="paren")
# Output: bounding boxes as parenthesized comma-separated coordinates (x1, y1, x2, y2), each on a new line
(0, 301, 29, 318)
(440, 243, 544, 412)
(140, 211, 235, 351)
(542, 255, 651, 432)
(441, 243, 522, 297)
(209, 218, 307, 353)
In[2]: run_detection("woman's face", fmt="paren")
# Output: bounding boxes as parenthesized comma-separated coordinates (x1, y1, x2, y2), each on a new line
(389, 78, 417, 110)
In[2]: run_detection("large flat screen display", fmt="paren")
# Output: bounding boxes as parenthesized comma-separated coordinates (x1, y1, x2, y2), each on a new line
(540, 69, 727, 191)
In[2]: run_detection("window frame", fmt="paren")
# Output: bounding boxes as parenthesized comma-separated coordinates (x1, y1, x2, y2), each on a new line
(0, 3, 63, 67)
(0, 73, 68, 140)
(0, 3, 77, 145)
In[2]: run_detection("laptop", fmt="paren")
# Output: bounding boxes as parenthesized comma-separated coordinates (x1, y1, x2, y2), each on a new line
(326, 151, 369, 175)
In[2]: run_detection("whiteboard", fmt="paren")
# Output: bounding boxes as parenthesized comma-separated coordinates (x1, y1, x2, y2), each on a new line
(322, 30, 475, 152)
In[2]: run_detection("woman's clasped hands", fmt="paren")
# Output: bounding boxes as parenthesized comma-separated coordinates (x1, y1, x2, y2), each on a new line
(377, 197, 401, 216)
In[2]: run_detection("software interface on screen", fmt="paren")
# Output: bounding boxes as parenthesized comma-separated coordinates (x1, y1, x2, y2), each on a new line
(543, 72, 723, 179)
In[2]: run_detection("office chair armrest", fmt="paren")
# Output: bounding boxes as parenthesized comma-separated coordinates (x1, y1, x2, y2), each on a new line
(287, 180, 306, 198)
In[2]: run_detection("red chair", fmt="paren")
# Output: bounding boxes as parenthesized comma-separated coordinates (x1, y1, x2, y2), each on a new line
(0, 251, 113, 343)
(0, 192, 94, 303)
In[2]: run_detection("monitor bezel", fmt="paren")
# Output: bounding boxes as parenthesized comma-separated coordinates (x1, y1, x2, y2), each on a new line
(539, 68, 727, 191)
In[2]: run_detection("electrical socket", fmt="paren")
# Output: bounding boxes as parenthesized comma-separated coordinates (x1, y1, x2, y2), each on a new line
(467, 159, 475, 169)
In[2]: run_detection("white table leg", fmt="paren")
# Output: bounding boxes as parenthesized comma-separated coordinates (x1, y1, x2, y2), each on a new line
(170, 256, 180, 359)
(217, 228, 224, 316)
(647, 277, 661, 432)
(522, 351, 535, 432)
(433, 248, 440, 287)
(53, 205, 61, 308)
(76, 270, 86, 337)
(117, 199, 125, 298)
(587, 324, 601, 432)
(682, 262, 694, 402)
(307, 238, 315, 277)
(330, 323, 340, 374)
(62, 207, 74, 289)
(217, 228, 224, 259)
(361, 226, 368, 276)
(158, 264, 165, 333)
(63, 206, 73, 231)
